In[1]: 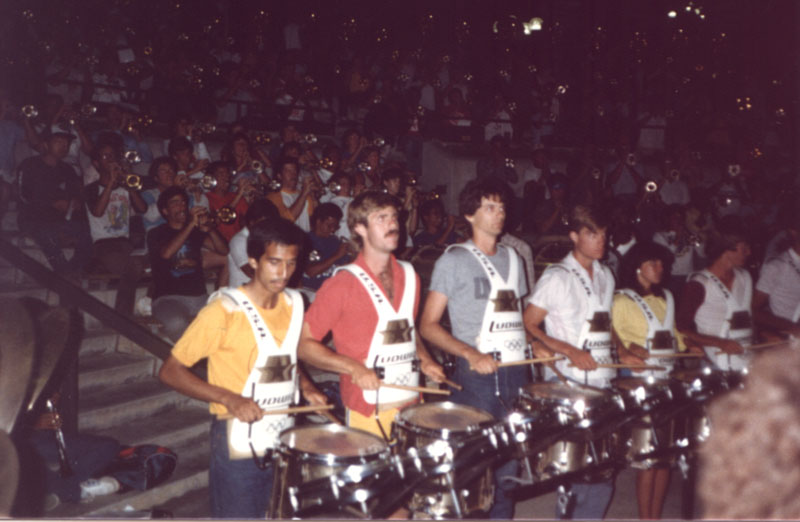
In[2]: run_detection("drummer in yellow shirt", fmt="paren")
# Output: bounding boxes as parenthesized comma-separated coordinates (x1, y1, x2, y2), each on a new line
(611, 240, 702, 520)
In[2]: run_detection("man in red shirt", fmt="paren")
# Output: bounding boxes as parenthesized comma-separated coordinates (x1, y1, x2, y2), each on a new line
(298, 191, 444, 437)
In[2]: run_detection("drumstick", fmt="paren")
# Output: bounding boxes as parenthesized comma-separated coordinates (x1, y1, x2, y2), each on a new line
(216, 404, 334, 420)
(647, 352, 704, 359)
(442, 378, 463, 391)
(714, 339, 788, 355)
(320, 410, 343, 426)
(568, 363, 667, 371)
(380, 382, 451, 396)
(497, 356, 564, 368)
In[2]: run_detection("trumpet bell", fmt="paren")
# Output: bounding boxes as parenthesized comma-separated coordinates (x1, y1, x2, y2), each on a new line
(125, 174, 143, 191)
(645, 181, 658, 193)
(251, 160, 264, 174)
(200, 175, 217, 190)
(124, 150, 142, 165)
(21, 105, 38, 119)
(213, 207, 237, 225)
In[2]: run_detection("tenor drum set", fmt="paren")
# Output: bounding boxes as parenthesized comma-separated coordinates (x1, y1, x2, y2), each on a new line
(267, 367, 743, 519)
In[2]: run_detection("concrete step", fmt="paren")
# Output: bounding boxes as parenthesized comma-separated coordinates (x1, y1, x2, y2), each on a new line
(79, 352, 156, 391)
(0, 282, 57, 304)
(79, 328, 121, 356)
(48, 433, 210, 518)
(2, 207, 18, 231)
(87, 404, 211, 450)
(78, 378, 202, 432)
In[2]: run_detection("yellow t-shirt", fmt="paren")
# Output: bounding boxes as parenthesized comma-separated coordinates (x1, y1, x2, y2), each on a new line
(611, 292, 687, 352)
(170, 289, 293, 415)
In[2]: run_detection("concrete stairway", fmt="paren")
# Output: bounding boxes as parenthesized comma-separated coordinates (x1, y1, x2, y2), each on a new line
(0, 202, 213, 518)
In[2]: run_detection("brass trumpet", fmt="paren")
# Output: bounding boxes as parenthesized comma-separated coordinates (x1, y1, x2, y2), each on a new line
(504, 157, 515, 169)
(669, 169, 680, 181)
(200, 175, 217, 190)
(373, 137, 386, 148)
(21, 105, 38, 119)
(302, 133, 318, 145)
(645, 181, 658, 193)
(125, 173, 143, 191)
(327, 181, 342, 193)
(727, 164, 741, 177)
(357, 162, 372, 173)
(308, 249, 321, 263)
(250, 160, 264, 174)
(591, 168, 602, 180)
(210, 207, 237, 225)
(320, 156, 335, 170)
(124, 150, 142, 165)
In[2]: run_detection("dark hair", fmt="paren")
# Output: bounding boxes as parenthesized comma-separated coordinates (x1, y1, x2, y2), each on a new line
(156, 186, 188, 214)
(148, 156, 178, 178)
(458, 177, 509, 218)
(420, 198, 445, 218)
(220, 132, 253, 163)
(381, 167, 403, 184)
(705, 216, 749, 263)
(206, 161, 230, 178)
(245, 199, 280, 227)
(275, 157, 300, 176)
(91, 133, 123, 162)
(167, 136, 193, 157)
(246, 218, 306, 260)
(618, 240, 674, 298)
(568, 204, 609, 234)
(312, 202, 344, 227)
(282, 141, 302, 157)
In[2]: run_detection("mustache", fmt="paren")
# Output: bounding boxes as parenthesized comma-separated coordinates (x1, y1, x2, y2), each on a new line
(385, 230, 399, 238)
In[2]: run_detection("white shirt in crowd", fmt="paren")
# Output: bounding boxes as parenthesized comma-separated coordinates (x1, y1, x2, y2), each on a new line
(227, 226, 251, 289)
(756, 248, 800, 322)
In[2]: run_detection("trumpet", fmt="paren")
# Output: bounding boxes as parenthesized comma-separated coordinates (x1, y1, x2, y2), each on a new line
(320, 156, 335, 170)
(249, 179, 282, 196)
(250, 160, 264, 174)
(727, 164, 741, 177)
(626, 153, 637, 166)
(504, 157, 516, 169)
(669, 169, 680, 181)
(80, 103, 98, 118)
(254, 132, 272, 145)
(302, 133, 318, 145)
(591, 167, 602, 180)
(308, 249, 321, 262)
(417, 190, 442, 202)
(125, 173, 143, 191)
(21, 104, 38, 119)
(124, 150, 142, 165)
(327, 181, 342, 193)
(200, 175, 217, 190)
(210, 207, 237, 225)
(357, 162, 372, 173)
(645, 181, 658, 193)
(373, 137, 386, 148)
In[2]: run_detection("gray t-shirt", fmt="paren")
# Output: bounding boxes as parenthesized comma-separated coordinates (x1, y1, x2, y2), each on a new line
(429, 240, 529, 347)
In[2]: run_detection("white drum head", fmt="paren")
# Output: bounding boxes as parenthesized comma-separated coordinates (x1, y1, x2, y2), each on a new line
(280, 425, 387, 457)
(399, 402, 494, 431)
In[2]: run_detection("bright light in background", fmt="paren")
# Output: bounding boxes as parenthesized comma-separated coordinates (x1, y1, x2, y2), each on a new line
(668, 10, 677, 18)
(523, 17, 543, 35)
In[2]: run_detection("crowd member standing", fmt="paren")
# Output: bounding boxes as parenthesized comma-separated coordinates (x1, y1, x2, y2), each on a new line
(147, 187, 228, 342)
(158, 218, 326, 519)
(420, 178, 530, 519)
(267, 158, 317, 233)
(299, 191, 444, 437)
(524, 204, 643, 519)
(611, 241, 700, 520)
(677, 219, 754, 371)
(84, 142, 147, 316)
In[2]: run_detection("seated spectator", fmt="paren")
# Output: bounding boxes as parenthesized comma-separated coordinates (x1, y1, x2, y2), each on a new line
(204, 161, 251, 242)
(266, 157, 317, 232)
(84, 142, 147, 316)
(17, 130, 92, 276)
(147, 187, 228, 341)
(140, 157, 177, 234)
(302, 203, 352, 294)
(413, 198, 457, 248)
(227, 199, 281, 289)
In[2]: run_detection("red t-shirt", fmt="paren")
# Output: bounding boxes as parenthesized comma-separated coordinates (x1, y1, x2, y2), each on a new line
(305, 252, 421, 416)
(206, 191, 248, 242)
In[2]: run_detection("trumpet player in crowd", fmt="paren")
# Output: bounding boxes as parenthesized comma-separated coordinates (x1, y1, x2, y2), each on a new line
(654, 205, 705, 298)
(320, 172, 355, 239)
(302, 203, 353, 297)
(204, 161, 252, 242)
(267, 157, 318, 233)
(84, 140, 147, 316)
(163, 113, 212, 165)
(170, 137, 210, 211)
(147, 187, 228, 342)
(140, 157, 177, 234)
(221, 132, 272, 187)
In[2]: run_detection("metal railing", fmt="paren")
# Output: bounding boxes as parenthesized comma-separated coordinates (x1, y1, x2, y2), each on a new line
(0, 234, 172, 361)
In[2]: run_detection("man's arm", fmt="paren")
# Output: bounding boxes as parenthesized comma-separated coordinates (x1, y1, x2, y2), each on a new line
(418, 290, 498, 374)
(159, 207, 203, 259)
(522, 303, 598, 370)
(676, 281, 743, 354)
(415, 334, 445, 383)
(305, 242, 348, 277)
(286, 180, 315, 221)
(202, 227, 229, 256)
(158, 355, 263, 422)
(753, 289, 800, 337)
(297, 321, 380, 390)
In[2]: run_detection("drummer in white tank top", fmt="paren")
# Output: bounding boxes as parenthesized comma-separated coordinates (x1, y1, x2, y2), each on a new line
(677, 223, 755, 370)
(753, 223, 800, 338)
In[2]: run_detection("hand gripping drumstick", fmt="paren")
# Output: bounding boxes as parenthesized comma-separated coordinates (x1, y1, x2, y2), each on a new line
(379, 382, 451, 396)
(217, 404, 334, 420)
(442, 378, 463, 391)
(497, 356, 564, 368)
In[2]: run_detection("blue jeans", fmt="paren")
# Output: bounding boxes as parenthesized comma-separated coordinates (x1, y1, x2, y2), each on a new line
(209, 419, 274, 519)
(450, 358, 530, 519)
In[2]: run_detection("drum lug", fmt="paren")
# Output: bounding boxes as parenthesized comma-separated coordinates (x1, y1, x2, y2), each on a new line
(677, 453, 690, 480)
(411, 359, 420, 372)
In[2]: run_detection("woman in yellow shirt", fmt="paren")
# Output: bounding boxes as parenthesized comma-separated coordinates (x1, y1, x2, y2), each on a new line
(612, 240, 699, 519)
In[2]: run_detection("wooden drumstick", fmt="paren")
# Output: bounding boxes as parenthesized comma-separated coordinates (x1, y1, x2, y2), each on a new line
(714, 339, 788, 355)
(442, 378, 463, 391)
(497, 356, 564, 368)
(647, 352, 704, 359)
(216, 404, 334, 420)
(380, 382, 451, 396)
(568, 363, 667, 371)
(320, 410, 344, 426)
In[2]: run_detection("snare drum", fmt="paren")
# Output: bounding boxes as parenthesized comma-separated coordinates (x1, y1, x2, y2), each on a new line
(270, 424, 392, 519)
(516, 382, 627, 481)
(393, 402, 496, 519)
(613, 377, 678, 469)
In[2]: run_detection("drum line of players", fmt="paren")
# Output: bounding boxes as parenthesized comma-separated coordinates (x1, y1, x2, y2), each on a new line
(158, 177, 800, 519)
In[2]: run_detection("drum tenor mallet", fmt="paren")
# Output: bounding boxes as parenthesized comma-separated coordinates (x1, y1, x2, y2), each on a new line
(380, 382, 451, 396)
(442, 378, 463, 391)
(497, 356, 563, 368)
(217, 404, 334, 420)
